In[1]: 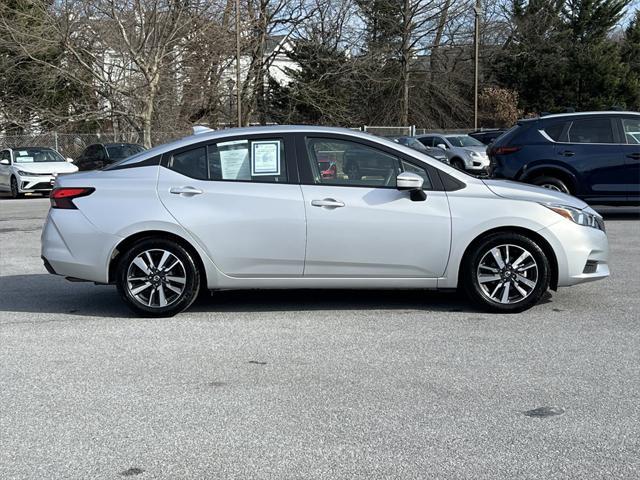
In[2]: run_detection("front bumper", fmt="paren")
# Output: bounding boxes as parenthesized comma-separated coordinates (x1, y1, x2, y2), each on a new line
(18, 174, 54, 192)
(465, 157, 490, 171)
(539, 220, 610, 287)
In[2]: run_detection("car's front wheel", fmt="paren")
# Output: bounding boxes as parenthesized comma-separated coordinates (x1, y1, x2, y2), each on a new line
(451, 158, 465, 171)
(462, 232, 551, 313)
(116, 238, 201, 317)
(10, 176, 22, 199)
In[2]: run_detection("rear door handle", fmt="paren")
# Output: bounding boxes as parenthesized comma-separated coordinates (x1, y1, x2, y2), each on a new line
(559, 150, 575, 157)
(627, 153, 640, 160)
(169, 186, 203, 196)
(311, 198, 345, 209)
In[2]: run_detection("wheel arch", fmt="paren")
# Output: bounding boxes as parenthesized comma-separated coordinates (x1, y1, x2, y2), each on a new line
(458, 226, 559, 291)
(108, 230, 208, 288)
(519, 164, 579, 195)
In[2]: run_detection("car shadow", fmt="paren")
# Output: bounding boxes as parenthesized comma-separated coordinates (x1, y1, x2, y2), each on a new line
(0, 273, 503, 319)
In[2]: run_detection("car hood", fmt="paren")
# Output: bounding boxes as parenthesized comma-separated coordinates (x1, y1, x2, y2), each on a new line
(14, 162, 78, 174)
(464, 146, 488, 155)
(482, 179, 589, 210)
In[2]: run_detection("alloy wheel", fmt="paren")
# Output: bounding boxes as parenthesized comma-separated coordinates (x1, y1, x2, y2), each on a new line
(476, 244, 539, 305)
(126, 249, 187, 308)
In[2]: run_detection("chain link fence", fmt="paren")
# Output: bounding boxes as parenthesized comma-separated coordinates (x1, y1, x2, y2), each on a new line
(0, 126, 486, 159)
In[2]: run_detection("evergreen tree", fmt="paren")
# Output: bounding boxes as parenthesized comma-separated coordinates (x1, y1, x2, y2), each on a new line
(620, 10, 640, 109)
(494, 0, 633, 113)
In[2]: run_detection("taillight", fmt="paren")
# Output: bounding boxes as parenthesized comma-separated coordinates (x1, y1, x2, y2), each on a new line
(491, 146, 521, 156)
(50, 187, 95, 209)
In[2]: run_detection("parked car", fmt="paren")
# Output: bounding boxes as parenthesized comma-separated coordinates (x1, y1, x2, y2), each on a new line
(0, 147, 78, 198)
(488, 111, 640, 205)
(393, 136, 449, 164)
(417, 134, 490, 173)
(42, 126, 609, 317)
(469, 129, 507, 145)
(75, 143, 145, 171)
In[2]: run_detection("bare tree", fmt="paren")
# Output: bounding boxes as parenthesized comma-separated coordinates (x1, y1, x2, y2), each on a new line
(0, 0, 223, 146)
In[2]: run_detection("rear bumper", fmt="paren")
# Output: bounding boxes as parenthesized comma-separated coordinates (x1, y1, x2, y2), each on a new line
(539, 220, 610, 287)
(41, 209, 121, 283)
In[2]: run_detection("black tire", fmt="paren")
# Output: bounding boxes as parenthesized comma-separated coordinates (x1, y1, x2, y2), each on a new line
(462, 232, 551, 313)
(116, 237, 201, 317)
(531, 176, 571, 194)
(10, 176, 22, 199)
(451, 158, 465, 171)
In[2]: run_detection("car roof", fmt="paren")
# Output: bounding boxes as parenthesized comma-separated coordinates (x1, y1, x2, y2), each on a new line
(536, 111, 640, 120)
(102, 143, 143, 147)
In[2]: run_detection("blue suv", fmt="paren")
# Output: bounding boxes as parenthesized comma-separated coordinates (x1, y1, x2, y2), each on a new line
(489, 111, 640, 205)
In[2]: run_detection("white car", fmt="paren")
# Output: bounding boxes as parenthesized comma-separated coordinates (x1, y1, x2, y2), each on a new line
(417, 134, 490, 173)
(0, 147, 78, 198)
(41, 126, 609, 317)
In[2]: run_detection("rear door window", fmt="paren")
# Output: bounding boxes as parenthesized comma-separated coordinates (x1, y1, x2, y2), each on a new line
(166, 138, 287, 183)
(567, 117, 615, 144)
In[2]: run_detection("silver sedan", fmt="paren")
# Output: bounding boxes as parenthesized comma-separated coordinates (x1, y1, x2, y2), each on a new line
(41, 126, 609, 317)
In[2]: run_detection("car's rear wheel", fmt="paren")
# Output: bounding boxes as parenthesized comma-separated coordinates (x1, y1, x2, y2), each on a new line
(10, 177, 22, 199)
(116, 238, 200, 317)
(462, 232, 551, 313)
(532, 176, 571, 194)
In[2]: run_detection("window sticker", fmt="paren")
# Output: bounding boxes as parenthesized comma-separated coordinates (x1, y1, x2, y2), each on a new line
(219, 142, 250, 180)
(18, 151, 29, 156)
(16, 156, 34, 163)
(251, 141, 281, 176)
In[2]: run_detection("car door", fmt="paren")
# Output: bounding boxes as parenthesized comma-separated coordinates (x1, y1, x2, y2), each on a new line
(553, 116, 624, 200)
(619, 115, 640, 202)
(157, 133, 306, 277)
(297, 134, 451, 278)
(0, 150, 11, 190)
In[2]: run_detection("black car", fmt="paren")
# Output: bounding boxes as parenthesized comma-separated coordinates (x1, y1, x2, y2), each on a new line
(489, 111, 640, 205)
(469, 129, 507, 145)
(75, 143, 145, 171)
(393, 136, 449, 164)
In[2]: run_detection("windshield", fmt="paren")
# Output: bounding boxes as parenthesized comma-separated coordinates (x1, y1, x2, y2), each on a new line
(106, 144, 145, 160)
(446, 136, 484, 147)
(13, 148, 65, 163)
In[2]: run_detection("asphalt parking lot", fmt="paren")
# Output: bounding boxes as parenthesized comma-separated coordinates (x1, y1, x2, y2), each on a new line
(1, 197, 639, 479)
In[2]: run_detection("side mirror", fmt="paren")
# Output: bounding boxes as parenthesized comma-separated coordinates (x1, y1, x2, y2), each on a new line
(0, 159, 9, 165)
(66, 157, 74, 163)
(436, 143, 447, 150)
(397, 171, 424, 190)
(397, 172, 427, 201)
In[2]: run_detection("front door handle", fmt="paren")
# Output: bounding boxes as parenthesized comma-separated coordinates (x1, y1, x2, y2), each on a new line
(170, 186, 203, 196)
(559, 150, 575, 157)
(311, 198, 345, 209)
(627, 153, 640, 160)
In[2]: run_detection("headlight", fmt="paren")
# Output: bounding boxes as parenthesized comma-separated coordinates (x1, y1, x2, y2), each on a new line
(543, 204, 605, 231)
(16, 170, 32, 176)
(467, 150, 479, 157)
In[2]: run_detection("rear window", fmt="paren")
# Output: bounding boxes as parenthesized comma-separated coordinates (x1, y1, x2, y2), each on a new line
(106, 144, 145, 160)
